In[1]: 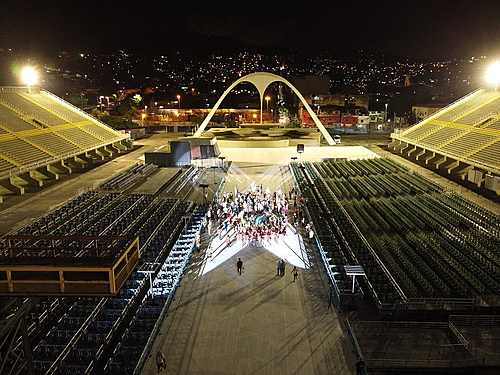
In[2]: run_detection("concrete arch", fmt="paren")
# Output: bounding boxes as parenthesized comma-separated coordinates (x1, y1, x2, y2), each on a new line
(193, 72, 335, 145)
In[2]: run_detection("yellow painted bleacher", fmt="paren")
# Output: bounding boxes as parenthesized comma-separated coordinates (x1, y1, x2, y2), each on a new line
(0, 87, 129, 179)
(392, 89, 500, 171)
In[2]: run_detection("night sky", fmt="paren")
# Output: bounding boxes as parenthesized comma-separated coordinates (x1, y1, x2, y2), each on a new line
(2, 0, 500, 59)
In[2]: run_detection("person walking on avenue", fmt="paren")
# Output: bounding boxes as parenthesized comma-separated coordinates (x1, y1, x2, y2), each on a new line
(280, 259, 286, 276)
(236, 258, 243, 275)
(291, 266, 299, 282)
(276, 259, 282, 276)
(156, 350, 166, 374)
(355, 357, 365, 375)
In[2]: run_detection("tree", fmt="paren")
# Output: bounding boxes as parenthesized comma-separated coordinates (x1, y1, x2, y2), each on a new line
(65, 93, 88, 108)
(286, 119, 301, 128)
(118, 94, 142, 117)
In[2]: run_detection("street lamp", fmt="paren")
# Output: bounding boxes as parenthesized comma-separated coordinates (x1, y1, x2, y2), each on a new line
(199, 184, 209, 205)
(486, 62, 500, 91)
(384, 103, 388, 123)
(211, 165, 218, 185)
(265, 96, 271, 117)
(176, 95, 181, 109)
(219, 155, 226, 169)
(297, 144, 304, 165)
(21, 67, 37, 93)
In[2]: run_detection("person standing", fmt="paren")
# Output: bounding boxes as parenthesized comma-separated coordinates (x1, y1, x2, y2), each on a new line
(236, 258, 243, 275)
(280, 259, 286, 276)
(291, 266, 299, 282)
(276, 260, 282, 276)
(156, 350, 166, 374)
(355, 357, 365, 375)
(308, 228, 314, 244)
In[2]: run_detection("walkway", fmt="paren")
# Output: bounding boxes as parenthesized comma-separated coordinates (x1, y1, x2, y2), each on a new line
(141, 160, 355, 374)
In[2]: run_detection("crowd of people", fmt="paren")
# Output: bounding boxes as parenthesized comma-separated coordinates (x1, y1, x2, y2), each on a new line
(207, 185, 291, 247)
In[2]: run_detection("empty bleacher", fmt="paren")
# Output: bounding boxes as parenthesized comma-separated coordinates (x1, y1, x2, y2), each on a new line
(0, 86, 130, 186)
(8, 165, 207, 375)
(26, 132, 80, 155)
(0, 104, 40, 131)
(56, 127, 111, 148)
(1, 138, 53, 166)
(0, 91, 67, 126)
(291, 158, 500, 315)
(391, 89, 500, 180)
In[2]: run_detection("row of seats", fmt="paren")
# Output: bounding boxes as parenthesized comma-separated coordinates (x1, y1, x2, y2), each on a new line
(99, 163, 157, 191)
(0, 91, 68, 126)
(13, 182, 194, 374)
(306, 158, 500, 302)
(108, 203, 207, 374)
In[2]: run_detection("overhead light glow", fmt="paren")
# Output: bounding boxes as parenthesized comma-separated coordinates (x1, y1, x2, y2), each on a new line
(486, 61, 500, 85)
(21, 67, 37, 86)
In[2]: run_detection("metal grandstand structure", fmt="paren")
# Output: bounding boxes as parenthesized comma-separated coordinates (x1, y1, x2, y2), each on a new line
(0, 160, 214, 374)
(291, 157, 500, 372)
(0, 86, 132, 202)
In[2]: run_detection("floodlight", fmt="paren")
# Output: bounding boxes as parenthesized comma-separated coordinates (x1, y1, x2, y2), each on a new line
(486, 61, 500, 90)
(21, 67, 37, 92)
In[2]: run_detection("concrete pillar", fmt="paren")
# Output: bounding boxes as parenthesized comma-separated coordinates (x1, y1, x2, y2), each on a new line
(78, 152, 94, 166)
(0, 195, 3, 203)
(394, 142, 408, 153)
(19, 171, 43, 187)
(89, 149, 105, 161)
(107, 144, 120, 154)
(113, 141, 127, 151)
(122, 139, 133, 149)
(407, 146, 417, 157)
(0, 177, 25, 195)
(65, 156, 84, 170)
(97, 146, 111, 157)
(53, 160, 72, 174)
(434, 155, 447, 169)
(36, 165, 59, 180)
(446, 160, 459, 174)
(413, 149, 425, 160)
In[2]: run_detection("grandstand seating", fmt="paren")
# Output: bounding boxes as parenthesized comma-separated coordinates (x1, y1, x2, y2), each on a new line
(0, 105, 40, 131)
(0, 92, 68, 126)
(468, 140, 500, 167)
(26, 132, 79, 155)
(1, 138, 53, 166)
(390, 89, 500, 177)
(13, 174, 207, 375)
(291, 158, 500, 313)
(0, 86, 130, 188)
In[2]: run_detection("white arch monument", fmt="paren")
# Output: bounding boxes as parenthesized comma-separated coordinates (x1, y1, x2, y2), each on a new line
(192, 72, 335, 145)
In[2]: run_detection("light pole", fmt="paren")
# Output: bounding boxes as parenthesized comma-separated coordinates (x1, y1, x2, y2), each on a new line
(219, 156, 226, 169)
(177, 95, 181, 110)
(211, 165, 218, 185)
(199, 184, 209, 205)
(384, 103, 388, 124)
(297, 144, 304, 165)
(265, 96, 270, 121)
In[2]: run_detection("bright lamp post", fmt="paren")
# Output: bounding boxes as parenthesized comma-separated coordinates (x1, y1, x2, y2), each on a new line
(486, 62, 500, 91)
(176, 95, 181, 109)
(265, 96, 271, 123)
(21, 67, 37, 93)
